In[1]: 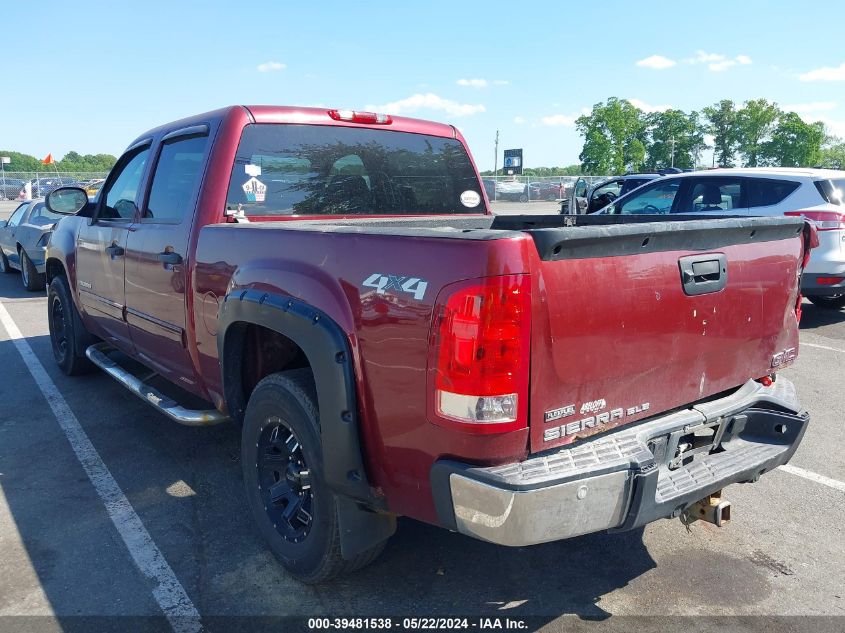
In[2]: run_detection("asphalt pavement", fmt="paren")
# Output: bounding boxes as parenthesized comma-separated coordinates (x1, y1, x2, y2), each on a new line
(0, 198, 843, 630)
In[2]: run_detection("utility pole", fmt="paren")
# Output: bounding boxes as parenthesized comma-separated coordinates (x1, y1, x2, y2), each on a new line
(669, 135, 677, 168)
(493, 130, 499, 201)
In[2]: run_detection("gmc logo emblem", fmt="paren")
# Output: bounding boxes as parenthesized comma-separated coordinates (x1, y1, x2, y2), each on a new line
(771, 347, 797, 368)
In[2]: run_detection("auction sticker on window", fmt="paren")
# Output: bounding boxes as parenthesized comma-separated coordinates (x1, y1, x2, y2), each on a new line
(460, 190, 481, 208)
(242, 177, 267, 202)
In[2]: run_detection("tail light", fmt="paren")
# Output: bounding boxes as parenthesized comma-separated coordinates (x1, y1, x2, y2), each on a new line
(428, 274, 531, 433)
(785, 210, 845, 231)
(328, 109, 392, 125)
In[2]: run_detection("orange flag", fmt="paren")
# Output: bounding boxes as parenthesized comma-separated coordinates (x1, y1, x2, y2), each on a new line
(42, 153, 53, 165)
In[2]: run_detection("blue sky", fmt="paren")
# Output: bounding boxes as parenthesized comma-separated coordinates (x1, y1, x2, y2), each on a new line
(3, 0, 845, 168)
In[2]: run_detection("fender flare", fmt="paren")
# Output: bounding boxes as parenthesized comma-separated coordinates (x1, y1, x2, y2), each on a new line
(217, 289, 395, 557)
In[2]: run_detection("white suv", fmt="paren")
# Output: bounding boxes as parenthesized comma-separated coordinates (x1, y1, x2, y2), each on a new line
(597, 168, 845, 309)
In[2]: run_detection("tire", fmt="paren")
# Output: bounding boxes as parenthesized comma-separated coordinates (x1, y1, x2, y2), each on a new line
(241, 369, 386, 583)
(807, 294, 845, 310)
(20, 249, 45, 291)
(0, 251, 11, 274)
(518, 194, 529, 203)
(48, 275, 96, 375)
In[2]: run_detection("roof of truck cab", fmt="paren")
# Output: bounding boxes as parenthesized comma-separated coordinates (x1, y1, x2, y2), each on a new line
(128, 105, 458, 149)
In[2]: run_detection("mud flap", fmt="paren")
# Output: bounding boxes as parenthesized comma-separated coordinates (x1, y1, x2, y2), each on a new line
(337, 497, 396, 559)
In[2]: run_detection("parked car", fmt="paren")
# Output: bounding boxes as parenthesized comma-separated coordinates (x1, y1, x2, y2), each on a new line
(0, 199, 61, 290)
(493, 178, 529, 201)
(0, 177, 24, 200)
(19, 177, 81, 199)
(84, 178, 105, 197)
(565, 172, 666, 214)
(595, 167, 845, 309)
(528, 181, 563, 201)
(44, 105, 811, 583)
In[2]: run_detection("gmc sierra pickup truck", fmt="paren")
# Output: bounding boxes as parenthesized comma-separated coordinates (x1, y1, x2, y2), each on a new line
(43, 105, 814, 583)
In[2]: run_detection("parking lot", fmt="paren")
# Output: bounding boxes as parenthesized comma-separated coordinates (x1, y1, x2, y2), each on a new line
(0, 199, 843, 629)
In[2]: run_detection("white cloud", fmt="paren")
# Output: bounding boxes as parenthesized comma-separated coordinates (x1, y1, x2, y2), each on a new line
(256, 61, 286, 72)
(782, 101, 837, 114)
(799, 62, 845, 82)
(683, 51, 752, 72)
(628, 98, 672, 113)
(513, 116, 526, 124)
(456, 78, 488, 88)
(540, 114, 577, 127)
(636, 55, 677, 70)
(365, 93, 485, 117)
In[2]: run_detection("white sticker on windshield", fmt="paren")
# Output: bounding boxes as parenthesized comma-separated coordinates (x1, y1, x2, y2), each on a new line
(245, 164, 262, 177)
(242, 177, 267, 202)
(460, 190, 481, 208)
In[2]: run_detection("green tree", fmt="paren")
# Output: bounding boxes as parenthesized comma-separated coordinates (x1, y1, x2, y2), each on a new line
(702, 100, 738, 167)
(643, 109, 706, 170)
(576, 98, 646, 175)
(736, 99, 780, 167)
(760, 113, 825, 167)
(819, 137, 845, 169)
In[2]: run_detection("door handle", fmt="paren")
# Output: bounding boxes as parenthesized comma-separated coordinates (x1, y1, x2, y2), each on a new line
(157, 251, 183, 265)
(678, 253, 727, 296)
(105, 243, 125, 257)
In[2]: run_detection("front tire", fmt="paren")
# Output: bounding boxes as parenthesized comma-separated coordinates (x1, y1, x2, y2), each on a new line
(0, 251, 11, 274)
(241, 370, 385, 583)
(48, 275, 96, 375)
(807, 294, 845, 310)
(20, 249, 45, 291)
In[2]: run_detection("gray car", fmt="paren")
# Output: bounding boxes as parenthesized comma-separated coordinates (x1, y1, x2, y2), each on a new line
(0, 200, 63, 290)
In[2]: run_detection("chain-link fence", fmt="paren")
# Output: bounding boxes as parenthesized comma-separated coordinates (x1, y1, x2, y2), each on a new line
(0, 171, 110, 200)
(482, 175, 605, 203)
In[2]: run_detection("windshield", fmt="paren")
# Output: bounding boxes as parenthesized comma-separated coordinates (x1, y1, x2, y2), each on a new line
(226, 124, 485, 216)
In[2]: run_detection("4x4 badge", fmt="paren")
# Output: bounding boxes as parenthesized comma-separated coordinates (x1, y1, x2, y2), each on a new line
(363, 273, 428, 300)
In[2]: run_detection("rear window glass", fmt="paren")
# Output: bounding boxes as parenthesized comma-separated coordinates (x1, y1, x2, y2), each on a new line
(815, 179, 845, 206)
(225, 124, 485, 216)
(747, 178, 800, 207)
(27, 203, 63, 224)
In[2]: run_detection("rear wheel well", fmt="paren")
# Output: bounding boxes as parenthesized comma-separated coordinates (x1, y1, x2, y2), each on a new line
(223, 322, 312, 423)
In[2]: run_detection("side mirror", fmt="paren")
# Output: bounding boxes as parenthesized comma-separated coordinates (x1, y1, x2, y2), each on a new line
(46, 187, 89, 215)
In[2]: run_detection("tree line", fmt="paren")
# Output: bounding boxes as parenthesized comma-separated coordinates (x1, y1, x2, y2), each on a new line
(0, 150, 116, 173)
(576, 97, 844, 175)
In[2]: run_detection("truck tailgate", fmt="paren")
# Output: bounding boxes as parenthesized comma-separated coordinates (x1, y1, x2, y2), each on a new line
(526, 216, 806, 453)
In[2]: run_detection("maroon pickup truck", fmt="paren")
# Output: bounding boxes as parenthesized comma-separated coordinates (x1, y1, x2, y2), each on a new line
(43, 105, 813, 583)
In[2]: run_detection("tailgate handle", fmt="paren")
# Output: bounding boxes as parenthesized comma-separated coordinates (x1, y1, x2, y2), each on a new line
(679, 253, 727, 296)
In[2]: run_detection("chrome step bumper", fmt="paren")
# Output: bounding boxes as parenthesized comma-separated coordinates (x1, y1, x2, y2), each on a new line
(86, 343, 229, 426)
(431, 378, 808, 546)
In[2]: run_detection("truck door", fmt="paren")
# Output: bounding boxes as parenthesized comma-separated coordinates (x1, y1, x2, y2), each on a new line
(124, 127, 211, 387)
(75, 143, 151, 350)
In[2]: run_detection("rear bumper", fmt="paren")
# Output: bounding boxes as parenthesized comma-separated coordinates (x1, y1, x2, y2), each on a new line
(801, 271, 845, 296)
(431, 378, 808, 547)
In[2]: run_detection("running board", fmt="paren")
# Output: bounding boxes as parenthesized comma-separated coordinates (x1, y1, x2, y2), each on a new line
(85, 343, 229, 426)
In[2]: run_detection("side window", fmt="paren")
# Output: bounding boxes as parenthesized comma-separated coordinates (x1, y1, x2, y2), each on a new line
(143, 134, 209, 223)
(588, 180, 622, 212)
(573, 178, 588, 198)
(101, 146, 151, 220)
(684, 179, 742, 212)
(747, 179, 800, 208)
(6, 203, 29, 227)
(617, 181, 680, 214)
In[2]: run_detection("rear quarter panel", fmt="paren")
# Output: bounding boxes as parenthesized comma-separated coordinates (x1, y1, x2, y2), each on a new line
(194, 225, 535, 523)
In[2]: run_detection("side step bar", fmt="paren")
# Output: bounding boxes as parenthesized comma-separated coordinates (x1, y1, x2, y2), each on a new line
(85, 343, 229, 426)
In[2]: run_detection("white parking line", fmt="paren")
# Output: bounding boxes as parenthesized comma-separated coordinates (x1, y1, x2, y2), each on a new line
(0, 302, 202, 633)
(802, 341, 845, 354)
(780, 464, 845, 493)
